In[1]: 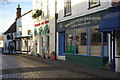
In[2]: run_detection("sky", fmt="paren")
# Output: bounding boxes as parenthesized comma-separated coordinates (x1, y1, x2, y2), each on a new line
(0, 0, 32, 35)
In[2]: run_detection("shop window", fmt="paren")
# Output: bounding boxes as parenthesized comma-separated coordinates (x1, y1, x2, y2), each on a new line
(39, 28, 43, 35)
(89, 0, 100, 9)
(34, 28, 38, 36)
(116, 31, 120, 56)
(90, 26, 102, 56)
(64, 0, 71, 16)
(81, 33, 86, 45)
(66, 29, 75, 53)
(103, 33, 108, 56)
(76, 28, 87, 55)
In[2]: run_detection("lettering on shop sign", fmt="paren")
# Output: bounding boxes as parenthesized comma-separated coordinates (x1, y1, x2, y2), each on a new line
(35, 20, 49, 27)
(64, 17, 101, 28)
(57, 9, 109, 32)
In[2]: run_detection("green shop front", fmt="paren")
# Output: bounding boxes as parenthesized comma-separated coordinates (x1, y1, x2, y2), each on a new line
(57, 9, 109, 68)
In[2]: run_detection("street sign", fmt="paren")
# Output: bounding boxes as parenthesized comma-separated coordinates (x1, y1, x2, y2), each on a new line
(30, 32, 33, 36)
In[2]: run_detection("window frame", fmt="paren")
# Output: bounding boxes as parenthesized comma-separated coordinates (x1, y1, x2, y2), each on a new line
(88, 0, 101, 9)
(64, 0, 72, 17)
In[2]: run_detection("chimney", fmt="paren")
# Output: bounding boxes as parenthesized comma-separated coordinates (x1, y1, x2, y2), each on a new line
(16, 5, 21, 18)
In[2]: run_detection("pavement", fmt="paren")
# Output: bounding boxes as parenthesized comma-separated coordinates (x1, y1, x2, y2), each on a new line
(1, 53, 95, 79)
(16, 53, 120, 79)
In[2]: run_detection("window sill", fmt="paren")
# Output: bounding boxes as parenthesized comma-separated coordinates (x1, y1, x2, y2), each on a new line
(88, 4, 101, 10)
(64, 13, 72, 17)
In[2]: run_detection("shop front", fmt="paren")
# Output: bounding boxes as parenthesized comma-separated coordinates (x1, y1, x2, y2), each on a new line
(57, 9, 110, 68)
(34, 20, 52, 59)
(98, 4, 120, 72)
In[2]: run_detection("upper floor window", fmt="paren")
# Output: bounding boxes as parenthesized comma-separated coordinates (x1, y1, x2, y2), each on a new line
(89, 0, 100, 9)
(64, 0, 71, 17)
(112, 0, 120, 6)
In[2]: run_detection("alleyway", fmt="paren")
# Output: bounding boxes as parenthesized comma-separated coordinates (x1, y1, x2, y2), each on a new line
(1, 53, 96, 79)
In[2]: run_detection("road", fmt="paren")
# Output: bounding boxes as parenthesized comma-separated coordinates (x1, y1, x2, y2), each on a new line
(1, 53, 96, 79)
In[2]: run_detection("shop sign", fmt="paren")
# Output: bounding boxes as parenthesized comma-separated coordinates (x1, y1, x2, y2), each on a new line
(30, 32, 33, 36)
(34, 20, 49, 27)
(57, 9, 109, 32)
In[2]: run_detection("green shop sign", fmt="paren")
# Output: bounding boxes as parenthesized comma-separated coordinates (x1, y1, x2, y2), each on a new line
(57, 9, 109, 32)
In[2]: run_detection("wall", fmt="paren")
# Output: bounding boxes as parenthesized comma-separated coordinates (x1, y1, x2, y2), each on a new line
(57, 0, 112, 22)
(66, 54, 109, 68)
(21, 11, 34, 54)
(16, 18, 22, 53)
(56, 0, 112, 60)
(33, 0, 56, 57)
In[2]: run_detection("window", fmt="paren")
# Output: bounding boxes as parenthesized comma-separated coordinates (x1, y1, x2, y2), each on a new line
(76, 28, 87, 55)
(64, 0, 71, 16)
(112, 0, 120, 6)
(116, 31, 120, 56)
(89, 0, 100, 9)
(66, 29, 75, 53)
(90, 26, 102, 56)
(103, 33, 108, 56)
(28, 30, 31, 35)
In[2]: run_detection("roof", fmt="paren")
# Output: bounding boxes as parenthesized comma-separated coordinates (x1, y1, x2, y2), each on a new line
(4, 21, 16, 34)
(22, 10, 32, 17)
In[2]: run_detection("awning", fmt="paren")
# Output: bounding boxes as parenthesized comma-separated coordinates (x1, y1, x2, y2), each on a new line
(98, 11, 120, 32)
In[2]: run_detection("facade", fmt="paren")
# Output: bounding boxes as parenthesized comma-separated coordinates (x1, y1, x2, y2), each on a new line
(16, 5, 34, 54)
(57, 0, 112, 68)
(21, 10, 34, 54)
(3, 22, 16, 54)
(16, 5, 22, 54)
(99, 1, 120, 72)
(32, 0, 56, 59)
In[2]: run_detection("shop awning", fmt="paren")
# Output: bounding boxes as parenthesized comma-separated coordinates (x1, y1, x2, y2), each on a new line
(98, 11, 120, 32)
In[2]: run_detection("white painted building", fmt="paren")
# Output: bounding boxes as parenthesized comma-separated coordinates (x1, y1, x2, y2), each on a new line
(32, 0, 56, 59)
(21, 10, 34, 54)
(16, 5, 22, 54)
(56, 0, 120, 72)
(16, 5, 34, 54)
(3, 22, 16, 54)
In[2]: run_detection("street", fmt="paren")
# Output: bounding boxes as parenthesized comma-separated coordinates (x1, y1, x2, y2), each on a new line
(1, 53, 96, 79)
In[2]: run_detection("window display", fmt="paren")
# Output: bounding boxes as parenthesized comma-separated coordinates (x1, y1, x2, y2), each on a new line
(76, 28, 87, 55)
(90, 26, 102, 56)
(66, 29, 75, 53)
(103, 33, 108, 56)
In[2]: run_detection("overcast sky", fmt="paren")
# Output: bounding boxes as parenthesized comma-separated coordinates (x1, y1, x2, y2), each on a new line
(0, 0, 32, 34)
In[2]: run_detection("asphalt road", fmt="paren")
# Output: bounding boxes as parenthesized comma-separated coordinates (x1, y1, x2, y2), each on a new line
(0, 53, 97, 79)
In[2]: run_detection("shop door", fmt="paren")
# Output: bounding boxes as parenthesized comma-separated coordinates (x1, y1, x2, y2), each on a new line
(46, 35, 49, 54)
(115, 31, 120, 72)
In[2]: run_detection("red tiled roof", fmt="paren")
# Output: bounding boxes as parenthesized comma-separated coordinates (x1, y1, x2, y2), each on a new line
(4, 22, 16, 34)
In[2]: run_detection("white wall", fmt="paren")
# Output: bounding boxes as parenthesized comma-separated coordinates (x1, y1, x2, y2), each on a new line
(21, 11, 34, 54)
(57, 0, 112, 22)
(21, 11, 34, 37)
(16, 18, 22, 37)
(0, 41, 3, 48)
(33, 0, 56, 56)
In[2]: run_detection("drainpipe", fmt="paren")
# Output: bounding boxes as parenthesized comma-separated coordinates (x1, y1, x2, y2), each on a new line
(55, 0, 58, 60)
